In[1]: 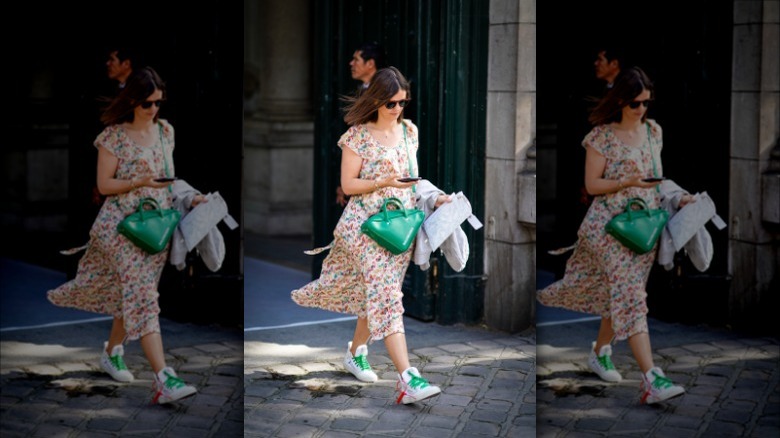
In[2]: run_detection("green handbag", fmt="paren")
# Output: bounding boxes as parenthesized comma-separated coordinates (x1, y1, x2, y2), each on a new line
(605, 197, 668, 254)
(361, 197, 425, 255)
(117, 197, 181, 254)
(116, 123, 180, 254)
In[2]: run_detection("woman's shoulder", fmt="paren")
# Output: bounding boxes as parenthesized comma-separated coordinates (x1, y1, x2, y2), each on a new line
(157, 119, 174, 137)
(94, 124, 124, 151)
(338, 124, 370, 150)
(401, 119, 418, 136)
(646, 119, 662, 138)
(582, 124, 611, 150)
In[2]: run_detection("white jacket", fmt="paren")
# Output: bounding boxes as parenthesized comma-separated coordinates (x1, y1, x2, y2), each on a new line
(413, 180, 482, 272)
(658, 180, 726, 272)
(170, 180, 239, 272)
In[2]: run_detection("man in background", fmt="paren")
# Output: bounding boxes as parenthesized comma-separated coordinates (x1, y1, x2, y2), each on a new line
(337, 42, 387, 206)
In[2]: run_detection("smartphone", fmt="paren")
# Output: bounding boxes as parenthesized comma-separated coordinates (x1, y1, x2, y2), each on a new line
(154, 177, 177, 183)
(397, 177, 422, 183)
(642, 177, 665, 183)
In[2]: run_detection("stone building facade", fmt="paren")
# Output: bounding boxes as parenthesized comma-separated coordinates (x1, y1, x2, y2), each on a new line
(243, 0, 535, 333)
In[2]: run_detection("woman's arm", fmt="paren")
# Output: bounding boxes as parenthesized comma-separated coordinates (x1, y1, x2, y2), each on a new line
(95, 146, 172, 195)
(340, 146, 416, 195)
(583, 146, 662, 195)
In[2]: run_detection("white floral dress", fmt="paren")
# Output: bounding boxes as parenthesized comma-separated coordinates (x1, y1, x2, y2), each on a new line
(292, 119, 419, 342)
(47, 120, 175, 341)
(538, 120, 663, 341)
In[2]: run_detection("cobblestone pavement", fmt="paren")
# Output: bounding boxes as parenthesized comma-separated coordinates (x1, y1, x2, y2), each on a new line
(537, 331, 780, 437)
(244, 328, 535, 437)
(0, 321, 243, 437)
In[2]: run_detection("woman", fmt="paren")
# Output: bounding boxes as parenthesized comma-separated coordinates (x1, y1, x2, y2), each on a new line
(292, 67, 449, 404)
(538, 67, 694, 404)
(48, 67, 203, 404)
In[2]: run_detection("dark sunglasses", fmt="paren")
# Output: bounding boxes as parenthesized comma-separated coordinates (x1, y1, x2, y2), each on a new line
(627, 99, 652, 109)
(139, 100, 164, 109)
(384, 99, 411, 109)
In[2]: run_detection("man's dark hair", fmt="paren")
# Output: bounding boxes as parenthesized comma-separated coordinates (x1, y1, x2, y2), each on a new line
(358, 41, 386, 69)
(598, 43, 632, 69)
(110, 43, 144, 68)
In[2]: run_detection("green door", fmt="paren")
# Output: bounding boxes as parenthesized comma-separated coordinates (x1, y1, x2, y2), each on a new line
(312, 0, 488, 324)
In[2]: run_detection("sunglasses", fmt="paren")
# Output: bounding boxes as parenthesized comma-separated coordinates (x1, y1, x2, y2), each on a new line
(139, 100, 164, 109)
(384, 99, 411, 109)
(627, 99, 652, 109)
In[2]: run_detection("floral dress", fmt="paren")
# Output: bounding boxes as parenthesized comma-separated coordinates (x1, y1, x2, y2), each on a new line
(292, 119, 419, 343)
(47, 120, 175, 341)
(537, 120, 663, 341)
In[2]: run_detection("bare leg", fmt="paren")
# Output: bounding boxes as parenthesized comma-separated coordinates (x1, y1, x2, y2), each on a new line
(594, 317, 615, 353)
(384, 332, 411, 374)
(106, 316, 127, 353)
(350, 317, 371, 356)
(628, 332, 654, 374)
(140, 332, 167, 374)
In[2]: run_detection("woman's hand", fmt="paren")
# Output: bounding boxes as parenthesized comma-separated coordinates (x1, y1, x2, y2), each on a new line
(678, 194, 696, 208)
(137, 176, 175, 190)
(378, 173, 417, 190)
(434, 194, 452, 209)
(623, 174, 663, 190)
(191, 194, 208, 207)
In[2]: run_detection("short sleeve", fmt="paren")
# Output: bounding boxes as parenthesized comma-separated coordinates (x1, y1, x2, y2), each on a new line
(337, 125, 371, 159)
(582, 125, 610, 157)
(94, 125, 121, 156)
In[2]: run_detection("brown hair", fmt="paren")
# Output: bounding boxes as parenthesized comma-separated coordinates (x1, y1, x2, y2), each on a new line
(100, 67, 166, 126)
(342, 66, 411, 126)
(589, 66, 654, 126)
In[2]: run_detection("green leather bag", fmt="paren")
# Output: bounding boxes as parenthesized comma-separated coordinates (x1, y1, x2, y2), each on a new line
(361, 197, 425, 255)
(117, 197, 181, 254)
(605, 197, 668, 254)
(116, 123, 180, 254)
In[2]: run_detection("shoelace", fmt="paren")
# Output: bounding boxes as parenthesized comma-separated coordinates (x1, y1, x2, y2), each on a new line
(162, 371, 186, 389)
(406, 374, 429, 390)
(353, 355, 372, 371)
(395, 373, 431, 404)
(109, 354, 128, 371)
(650, 371, 674, 389)
(597, 354, 616, 371)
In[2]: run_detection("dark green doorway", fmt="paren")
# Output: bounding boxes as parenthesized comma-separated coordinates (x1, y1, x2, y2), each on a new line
(312, 0, 489, 325)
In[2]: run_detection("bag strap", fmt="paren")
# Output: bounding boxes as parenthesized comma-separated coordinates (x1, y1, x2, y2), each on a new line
(159, 123, 173, 194)
(645, 123, 660, 194)
(402, 123, 416, 194)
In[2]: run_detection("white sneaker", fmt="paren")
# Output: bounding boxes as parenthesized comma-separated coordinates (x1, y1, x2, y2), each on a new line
(100, 342, 134, 382)
(587, 342, 622, 382)
(640, 367, 685, 404)
(396, 367, 441, 404)
(344, 342, 378, 383)
(152, 367, 197, 404)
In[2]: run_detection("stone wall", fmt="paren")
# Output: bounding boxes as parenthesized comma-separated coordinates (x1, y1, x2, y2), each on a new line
(729, 0, 780, 324)
(484, 0, 536, 332)
(243, 0, 314, 236)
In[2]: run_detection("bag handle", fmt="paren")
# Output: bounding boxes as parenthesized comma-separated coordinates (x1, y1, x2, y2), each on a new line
(381, 197, 408, 220)
(159, 123, 173, 194)
(624, 197, 652, 220)
(136, 197, 164, 220)
(402, 123, 417, 194)
(645, 123, 660, 194)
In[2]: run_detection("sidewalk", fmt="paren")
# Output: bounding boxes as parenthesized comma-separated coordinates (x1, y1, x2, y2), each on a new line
(244, 319, 535, 437)
(536, 318, 780, 437)
(0, 319, 243, 437)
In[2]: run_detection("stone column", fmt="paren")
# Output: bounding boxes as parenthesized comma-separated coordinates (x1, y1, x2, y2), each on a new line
(244, 0, 314, 235)
(483, 0, 536, 332)
(729, 0, 780, 325)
